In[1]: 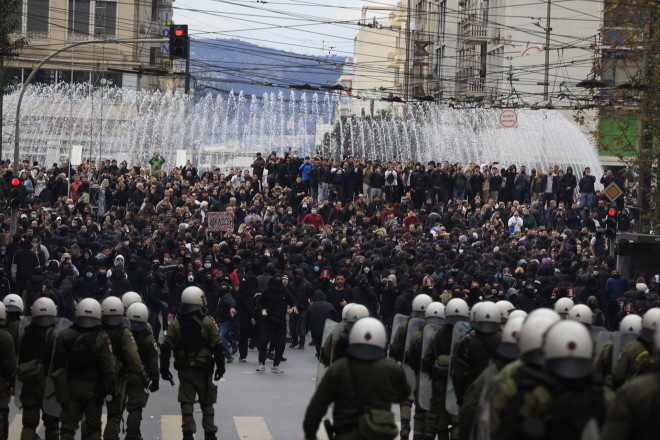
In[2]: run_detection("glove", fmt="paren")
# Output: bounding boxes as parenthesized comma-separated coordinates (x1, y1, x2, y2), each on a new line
(149, 380, 160, 392)
(214, 361, 225, 381)
(160, 369, 173, 383)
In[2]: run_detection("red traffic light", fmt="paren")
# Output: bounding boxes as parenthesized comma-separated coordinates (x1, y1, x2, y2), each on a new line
(175, 29, 184, 37)
(608, 208, 616, 217)
(11, 178, 21, 187)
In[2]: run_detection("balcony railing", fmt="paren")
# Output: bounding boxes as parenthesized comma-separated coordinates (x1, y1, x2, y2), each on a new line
(458, 78, 486, 97)
(462, 20, 488, 44)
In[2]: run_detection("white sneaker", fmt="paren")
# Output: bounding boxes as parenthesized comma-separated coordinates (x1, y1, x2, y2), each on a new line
(256, 364, 265, 372)
(271, 366, 284, 374)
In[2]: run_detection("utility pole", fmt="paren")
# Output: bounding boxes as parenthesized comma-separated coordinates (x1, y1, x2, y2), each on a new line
(185, 36, 191, 93)
(404, 0, 412, 101)
(543, 0, 552, 101)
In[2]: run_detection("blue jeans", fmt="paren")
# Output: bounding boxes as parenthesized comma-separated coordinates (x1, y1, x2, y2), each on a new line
(453, 188, 465, 201)
(581, 192, 594, 209)
(219, 321, 233, 360)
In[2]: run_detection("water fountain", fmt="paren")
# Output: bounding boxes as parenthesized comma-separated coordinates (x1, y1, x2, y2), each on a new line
(1, 84, 603, 180)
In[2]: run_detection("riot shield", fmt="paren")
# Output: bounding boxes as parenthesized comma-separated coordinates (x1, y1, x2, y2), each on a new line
(418, 322, 441, 411)
(590, 325, 606, 340)
(402, 317, 426, 399)
(446, 321, 472, 415)
(611, 331, 638, 364)
(472, 361, 496, 440)
(593, 330, 614, 367)
(316, 319, 338, 387)
(42, 375, 61, 417)
(19, 316, 32, 329)
(55, 317, 73, 330)
(390, 313, 409, 346)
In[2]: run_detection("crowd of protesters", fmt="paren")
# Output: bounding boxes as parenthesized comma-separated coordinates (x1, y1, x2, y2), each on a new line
(0, 150, 656, 365)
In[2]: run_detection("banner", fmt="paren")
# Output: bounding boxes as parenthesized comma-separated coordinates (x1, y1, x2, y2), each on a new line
(208, 212, 234, 232)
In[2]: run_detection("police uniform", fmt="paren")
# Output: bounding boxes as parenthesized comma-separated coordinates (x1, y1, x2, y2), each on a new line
(404, 324, 428, 437)
(420, 324, 453, 440)
(125, 323, 159, 439)
(602, 371, 660, 439)
(161, 310, 223, 440)
(17, 324, 58, 440)
(611, 339, 657, 389)
(0, 326, 16, 440)
(51, 325, 117, 440)
(390, 320, 414, 431)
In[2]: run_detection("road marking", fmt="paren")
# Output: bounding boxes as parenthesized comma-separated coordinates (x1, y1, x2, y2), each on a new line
(234, 416, 273, 440)
(316, 420, 401, 440)
(161, 414, 183, 440)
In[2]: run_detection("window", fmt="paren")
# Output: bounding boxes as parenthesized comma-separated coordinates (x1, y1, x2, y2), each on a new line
(69, 0, 91, 35)
(94, 1, 117, 36)
(27, 0, 49, 33)
(8, 0, 23, 32)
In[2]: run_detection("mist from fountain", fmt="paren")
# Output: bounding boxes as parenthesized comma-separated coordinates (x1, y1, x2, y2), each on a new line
(1, 84, 603, 181)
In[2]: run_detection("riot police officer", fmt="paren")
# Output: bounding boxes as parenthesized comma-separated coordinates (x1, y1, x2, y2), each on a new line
(160, 286, 225, 440)
(2, 293, 23, 350)
(50, 298, 117, 440)
(303, 317, 411, 440)
(0, 302, 17, 440)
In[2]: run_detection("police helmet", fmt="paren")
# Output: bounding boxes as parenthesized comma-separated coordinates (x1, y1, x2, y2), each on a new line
(640, 307, 660, 343)
(471, 302, 502, 334)
(619, 314, 642, 334)
(553, 297, 574, 318)
(543, 320, 593, 379)
(445, 298, 469, 325)
(121, 291, 142, 310)
(346, 317, 387, 361)
(126, 302, 150, 331)
(425, 302, 445, 322)
(345, 304, 369, 324)
(31, 297, 58, 327)
(0, 302, 6, 326)
(496, 300, 515, 323)
(180, 286, 206, 314)
(508, 309, 528, 321)
(497, 317, 524, 360)
(101, 296, 125, 326)
(75, 298, 102, 328)
(341, 303, 357, 322)
(527, 307, 560, 321)
(519, 314, 560, 367)
(3, 294, 24, 313)
(567, 304, 593, 326)
(412, 294, 433, 318)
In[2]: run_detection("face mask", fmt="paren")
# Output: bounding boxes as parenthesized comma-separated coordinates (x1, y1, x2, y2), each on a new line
(288, 211, 293, 215)
(364, 267, 370, 273)
(31, 215, 37, 219)
(311, 210, 317, 215)
(128, 260, 137, 267)
(302, 204, 308, 209)
(264, 252, 270, 257)
(194, 262, 202, 269)
(98, 272, 107, 280)
(314, 266, 320, 272)
(193, 248, 200, 253)
(68, 204, 75, 209)
(86, 272, 93, 278)
(124, 241, 129, 246)
(204, 263, 212, 269)
(116, 261, 124, 268)
(187, 275, 195, 283)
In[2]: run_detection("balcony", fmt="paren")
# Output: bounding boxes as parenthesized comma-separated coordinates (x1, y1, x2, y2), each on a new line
(387, 49, 406, 68)
(462, 20, 488, 45)
(458, 78, 486, 98)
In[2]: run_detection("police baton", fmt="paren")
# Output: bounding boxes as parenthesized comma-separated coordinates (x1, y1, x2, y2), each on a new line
(323, 419, 335, 440)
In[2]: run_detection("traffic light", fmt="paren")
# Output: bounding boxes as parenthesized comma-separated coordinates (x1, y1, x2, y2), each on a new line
(170, 25, 189, 60)
(604, 208, 618, 239)
(10, 178, 22, 209)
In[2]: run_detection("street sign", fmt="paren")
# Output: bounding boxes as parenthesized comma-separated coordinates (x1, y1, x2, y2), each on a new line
(208, 212, 234, 232)
(604, 182, 623, 202)
(498, 109, 518, 128)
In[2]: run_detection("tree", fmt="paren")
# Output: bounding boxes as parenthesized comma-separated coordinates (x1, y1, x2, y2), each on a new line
(576, 0, 659, 232)
(0, 0, 28, 160)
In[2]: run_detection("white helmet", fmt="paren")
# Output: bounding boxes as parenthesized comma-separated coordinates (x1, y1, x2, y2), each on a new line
(347, 317, 387, 361)
(412, 294, 433, 318)
(567, 304, 593, 326)
(31, 297, 58, 327)
(425, 302, 445, 322)
(181, 286, 206, 314)
(101, 296, 125, 326)
(0, 302, 6, 326)
(543, 320, 594, 379)
(341, 303, 357, 322)
(469, 302, 482, 322)
(553, 297, 574, 318)
(75, 298, 102, 328)
(519, 315, 560, 366)
(126, 302, 150, 331)
(640, 308, 660, 343)
(121, 291, 142, 310)
(346, 304, 370, 323)
(3, 294, 24, 313)
(527, 308, 560, 321)
(508, 310, 528, 321)
(445, 298, 469, 325)
(619, 314, 642, 334)
(471, 302, 502, 334)
(497, 317, 525, 360)
(496, 301, 515, 323)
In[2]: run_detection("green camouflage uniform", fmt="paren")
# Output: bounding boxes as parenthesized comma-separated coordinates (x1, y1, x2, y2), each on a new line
(594, 343, 614, 388)
(611, 339, 657, 390)
(420, 324, 453, 440)
(390, 320, 413, 429)
(303, 356, 411, 440)
(161, 311, 223, 439)
(601, 371, 660, 440)
(404, 327, 427, 436)
(488, 360, 539, 435)
(125, 324, 159, 440)
(50, 325, 117, 440)
(0, 327, 16, 440)
(320, 325, 349, 367)
(17, 325, 59, 440)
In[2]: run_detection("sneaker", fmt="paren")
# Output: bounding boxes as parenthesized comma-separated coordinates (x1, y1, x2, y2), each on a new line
(297, 344, 305, 350)
(226, 357, 234, 363)
(231, 341, 239, 354)
(271, 366, 284, 374)
(288, 343, 298, 349)
(268, 352, 275, 360)
(256, 364, 265, 373)
(239, 357, 247, 363)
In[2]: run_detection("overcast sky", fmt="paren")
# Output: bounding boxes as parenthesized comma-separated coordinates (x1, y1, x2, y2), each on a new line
(174, 0, 395, 56)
